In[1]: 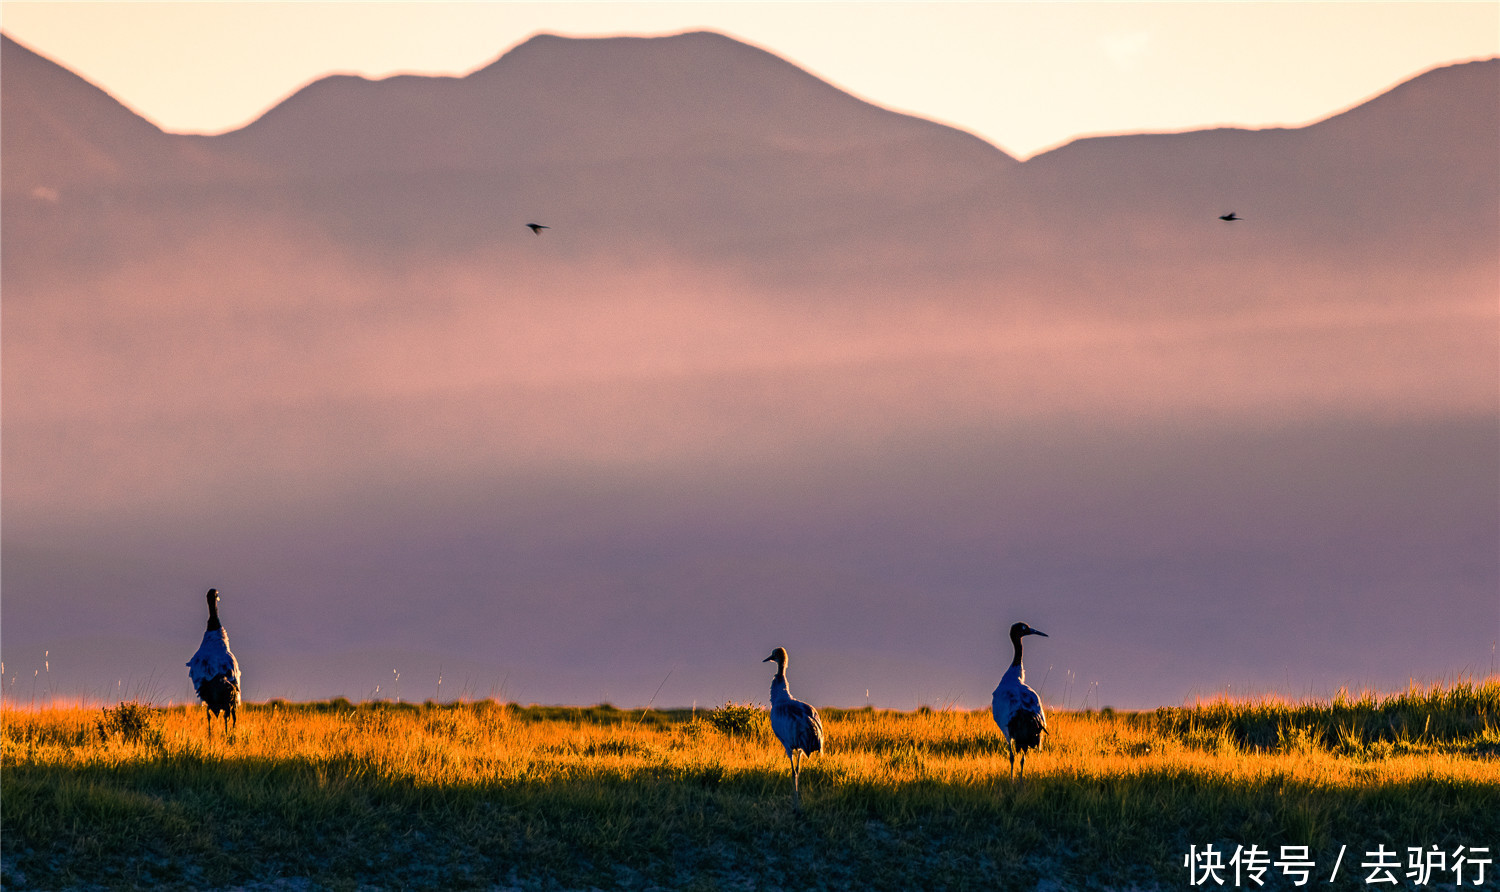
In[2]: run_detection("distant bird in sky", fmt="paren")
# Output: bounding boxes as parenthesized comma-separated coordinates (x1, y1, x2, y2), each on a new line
(1218, 212, 1242, 222)
(992, 622, 1048, 783)
(526, 223, 550, 235)
(186, 588, 241, 739)
(763, 647, 825, 811)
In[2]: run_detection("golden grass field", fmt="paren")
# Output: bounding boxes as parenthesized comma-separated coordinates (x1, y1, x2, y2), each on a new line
(3, 680, 1497, 890)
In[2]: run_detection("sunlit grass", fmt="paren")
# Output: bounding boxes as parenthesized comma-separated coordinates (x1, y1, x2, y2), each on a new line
(3, 680, 1497, 889)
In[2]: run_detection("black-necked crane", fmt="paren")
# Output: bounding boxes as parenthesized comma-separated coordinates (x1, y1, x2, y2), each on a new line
(526, 223, 550, 235)
(991, 621, 1048, 782)
(1218, 212, 1242, 222)
(763, 647, 824, 811)
(186, 588, 241, 739)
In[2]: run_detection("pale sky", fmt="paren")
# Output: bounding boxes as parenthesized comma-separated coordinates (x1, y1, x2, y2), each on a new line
(1, 2, 1495, 158)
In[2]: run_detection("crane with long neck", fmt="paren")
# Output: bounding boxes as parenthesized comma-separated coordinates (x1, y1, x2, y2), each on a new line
(186, 588, 241, 739)
(763, 647, 824, 811)
(991, 622, 1048, 782)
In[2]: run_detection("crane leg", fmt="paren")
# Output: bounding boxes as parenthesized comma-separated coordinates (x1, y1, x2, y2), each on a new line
(1007, 741, 1016, 779)
(791, 752, 802, 812)
(205, 706, 213, 740)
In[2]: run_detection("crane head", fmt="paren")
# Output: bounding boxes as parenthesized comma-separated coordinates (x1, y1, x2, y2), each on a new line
(1010, 622, 1047, 639)
(763, 647, 788, 667)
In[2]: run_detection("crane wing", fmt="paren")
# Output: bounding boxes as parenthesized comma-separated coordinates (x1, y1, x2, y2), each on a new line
(771, 699, 824, 755)
(187, 630, 241, 689)
(1017, 684, 1046, 728)
(993, 682, 1046, 737)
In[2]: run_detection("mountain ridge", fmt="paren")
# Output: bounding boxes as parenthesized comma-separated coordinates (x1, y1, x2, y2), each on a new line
(5, 30, 1494, 280)
(7, 30, 1494, 192)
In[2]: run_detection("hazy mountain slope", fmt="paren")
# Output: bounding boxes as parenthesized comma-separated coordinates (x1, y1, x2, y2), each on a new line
(1017, 59, 1499, 264)
(0, 33, 226, 194)
(0, 34, 264, 286)
(192, 31, 1016, 276)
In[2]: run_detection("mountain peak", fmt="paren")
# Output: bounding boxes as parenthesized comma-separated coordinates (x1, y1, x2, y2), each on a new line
(210, 29, 1013, 175)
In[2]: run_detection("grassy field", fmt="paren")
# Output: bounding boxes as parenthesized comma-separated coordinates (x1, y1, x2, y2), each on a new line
(3, 680, 1497, 890)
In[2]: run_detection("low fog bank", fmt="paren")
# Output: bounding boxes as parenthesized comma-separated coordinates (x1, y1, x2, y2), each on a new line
(6, 410, 1494, 711)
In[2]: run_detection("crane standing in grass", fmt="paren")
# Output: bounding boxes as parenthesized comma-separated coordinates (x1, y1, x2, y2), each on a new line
(186, 588, 241, 739)
(992, 622, 1049, 783)
(763, 647, 824, 811)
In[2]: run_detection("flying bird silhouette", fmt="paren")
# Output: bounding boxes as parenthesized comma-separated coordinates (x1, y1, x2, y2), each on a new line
(1218, 212, 1242, 222)
(526, 223, 550, 235)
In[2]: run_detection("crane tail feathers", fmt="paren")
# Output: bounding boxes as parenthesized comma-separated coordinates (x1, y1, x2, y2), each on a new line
(1007, 709, 1046, 752)
(196, 672, 241, 716)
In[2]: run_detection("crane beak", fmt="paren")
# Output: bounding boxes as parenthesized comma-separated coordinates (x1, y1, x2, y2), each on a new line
(1028, 629, 1049, 637)
(762, 654, 775, 663)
